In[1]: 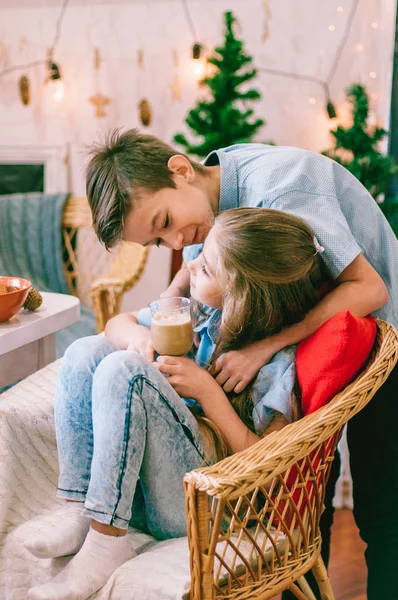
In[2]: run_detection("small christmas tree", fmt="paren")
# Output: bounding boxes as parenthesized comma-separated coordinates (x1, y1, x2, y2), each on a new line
(174, 11, 265, 157)
(323, 84, 398, 199)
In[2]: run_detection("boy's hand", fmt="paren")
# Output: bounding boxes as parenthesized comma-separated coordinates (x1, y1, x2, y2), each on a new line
(127, 328, 155, 362)
(154, 356, 218, 400)
(214, 341, 278, 394)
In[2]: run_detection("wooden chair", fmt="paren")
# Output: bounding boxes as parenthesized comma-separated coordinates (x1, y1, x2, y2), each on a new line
(184, 319, 398, 600)
(62, 195, 149, 332)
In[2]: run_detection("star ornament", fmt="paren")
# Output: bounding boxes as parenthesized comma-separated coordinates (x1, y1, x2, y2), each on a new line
(89, 92, 111, 118)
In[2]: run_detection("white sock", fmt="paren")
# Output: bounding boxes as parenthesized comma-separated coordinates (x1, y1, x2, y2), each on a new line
(28, 528, 136, 600)
(25, 501, 90, 558)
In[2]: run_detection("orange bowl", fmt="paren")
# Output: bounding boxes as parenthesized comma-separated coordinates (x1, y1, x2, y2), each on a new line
(0, 276, 32, 323)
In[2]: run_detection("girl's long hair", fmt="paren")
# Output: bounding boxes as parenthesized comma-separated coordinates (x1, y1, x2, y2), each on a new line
(193, 208, 325, 462)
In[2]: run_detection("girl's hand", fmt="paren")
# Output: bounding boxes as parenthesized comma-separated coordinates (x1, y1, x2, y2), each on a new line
(127, 327, 155, 362)
(214, 341, 278, 394)
(154, 356, 218, 401)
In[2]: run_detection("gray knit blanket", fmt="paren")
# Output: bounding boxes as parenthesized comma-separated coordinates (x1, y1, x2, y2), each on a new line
(0, 193, 96, 357)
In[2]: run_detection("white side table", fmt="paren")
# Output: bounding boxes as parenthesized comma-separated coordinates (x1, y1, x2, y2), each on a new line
(0, 292, 80, 389)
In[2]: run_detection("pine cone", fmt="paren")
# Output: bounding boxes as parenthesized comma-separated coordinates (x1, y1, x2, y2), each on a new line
(23, 288, 43, 311)
(139, 98, 152, 127)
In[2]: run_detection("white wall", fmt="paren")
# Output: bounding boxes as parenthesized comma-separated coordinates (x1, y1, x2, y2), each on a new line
(0, 0, 396, 309)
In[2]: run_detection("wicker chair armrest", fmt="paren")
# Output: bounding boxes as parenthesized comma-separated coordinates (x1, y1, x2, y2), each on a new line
(107, 243, 149, 293)
(185, 319, 398, 501)
(185, 413, 332, 501)
(91, 276, 126, 293)
(90, 277, 127, 332)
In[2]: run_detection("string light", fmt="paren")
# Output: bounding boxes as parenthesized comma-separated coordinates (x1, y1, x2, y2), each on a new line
(192, 43, 201, 60)
(1, 0, 373, 125)
(46, 60, 64, 101)
(0, 0, 70, 106)
(371, 93, 378, 100)
(326, 100, 337, 119)
(181, 1, 206, 82)
(190, 43, 206, 79)
(258, 0, 359, 120)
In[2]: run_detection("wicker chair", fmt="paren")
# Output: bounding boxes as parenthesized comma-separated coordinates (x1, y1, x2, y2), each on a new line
(184, 319, 398, 600)
(62, 195, 149, 332)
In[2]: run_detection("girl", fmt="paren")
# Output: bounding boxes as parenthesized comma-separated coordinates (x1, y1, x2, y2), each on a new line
(27, 208, 324, 600)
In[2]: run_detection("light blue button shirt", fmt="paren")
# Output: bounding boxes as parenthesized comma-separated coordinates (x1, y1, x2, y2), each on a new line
(183, 143, 398, 327)
(138, 306, 294, 436)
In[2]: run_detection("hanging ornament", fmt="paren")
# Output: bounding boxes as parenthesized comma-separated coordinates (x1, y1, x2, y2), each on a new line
(171, 75, 182, 101)
(139, 98, 152, 127)
(262, 0, 272, 41)
(137, 49, 153, 126)
(171, 49, 182, 102)
(137, 49, 144, 69)
(90, 92, 111, 118)
(18, 74, 30, 106)
(19, 35, 28, 53)
(89, 48, 110, 118)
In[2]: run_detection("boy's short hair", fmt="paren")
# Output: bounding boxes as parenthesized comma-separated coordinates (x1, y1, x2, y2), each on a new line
(86, 128, 205, 249)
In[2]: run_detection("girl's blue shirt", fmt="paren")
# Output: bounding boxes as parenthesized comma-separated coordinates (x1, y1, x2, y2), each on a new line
(138, 306, 296, 435)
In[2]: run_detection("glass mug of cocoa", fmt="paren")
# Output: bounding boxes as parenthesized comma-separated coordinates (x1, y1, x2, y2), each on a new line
(149, 297, 193, 356)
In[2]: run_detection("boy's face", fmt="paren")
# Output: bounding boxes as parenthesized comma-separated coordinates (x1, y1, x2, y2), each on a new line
(122, 157, 218, 250)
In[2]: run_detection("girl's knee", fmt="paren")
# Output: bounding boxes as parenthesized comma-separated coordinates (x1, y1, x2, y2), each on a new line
(62, 335, 115, 371)
(94, 351, 152, 380)
(92, 351, 156, 392)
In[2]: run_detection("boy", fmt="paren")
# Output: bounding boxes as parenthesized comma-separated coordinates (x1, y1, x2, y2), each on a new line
(87, 129, 398, 599)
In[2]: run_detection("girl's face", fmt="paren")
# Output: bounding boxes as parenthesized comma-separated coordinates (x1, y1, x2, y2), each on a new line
(187, 227, 225, 309)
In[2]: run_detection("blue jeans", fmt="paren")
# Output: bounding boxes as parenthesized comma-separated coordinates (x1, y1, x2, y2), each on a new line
(55, 335, 211, 540)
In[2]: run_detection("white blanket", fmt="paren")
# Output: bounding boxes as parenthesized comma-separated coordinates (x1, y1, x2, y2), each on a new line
(0, 362, 193, 600)
(0, 361, 284, 600)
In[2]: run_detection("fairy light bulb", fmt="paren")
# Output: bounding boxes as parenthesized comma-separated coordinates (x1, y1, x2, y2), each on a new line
(47, 60, 64, 101)
(308, 97, 316, 104)
(191, 43, 205, 80)
(371, 22, 378, 29)
(191, 60, 206, 78)
(355, 43, 364, 52)
(328, 25, 336, 31)
(337, 6, 344, 12)
(369, 71, 377, 79)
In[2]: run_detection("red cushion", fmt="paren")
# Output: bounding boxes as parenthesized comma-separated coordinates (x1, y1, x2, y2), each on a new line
(297, 310, 377, 415)
(271, 311, 376, 530)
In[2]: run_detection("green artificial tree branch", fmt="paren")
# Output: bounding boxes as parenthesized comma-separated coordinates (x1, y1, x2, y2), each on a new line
(323, 83, 398, 201)
(174, 10, 265, 157)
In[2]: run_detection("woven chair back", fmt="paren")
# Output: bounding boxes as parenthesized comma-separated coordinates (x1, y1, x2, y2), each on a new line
(61, 195, 147, 310)
(185, 320, 398, 599)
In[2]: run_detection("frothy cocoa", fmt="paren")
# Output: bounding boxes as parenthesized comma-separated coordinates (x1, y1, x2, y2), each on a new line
(151, 312, 193, 356)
